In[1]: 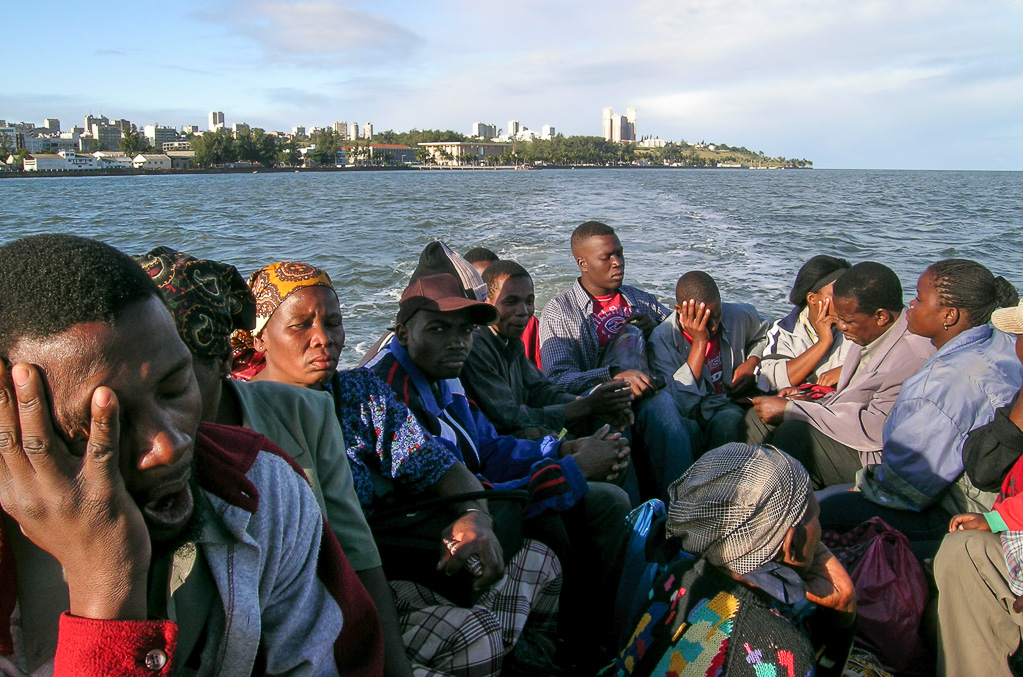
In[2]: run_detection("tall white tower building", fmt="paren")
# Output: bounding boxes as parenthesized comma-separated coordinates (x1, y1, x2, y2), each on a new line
(209, 111, 225, 131)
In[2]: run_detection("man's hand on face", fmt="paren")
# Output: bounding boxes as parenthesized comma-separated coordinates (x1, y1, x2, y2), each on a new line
(0, 362, 151, 621)
(627, 313, 658, 337)
(612, 369, 657, 398)
(678, 300, 712, 344)
(438, 509, 505, 592)
(752, 395, 789, 425)
(561, 424, 631, 482)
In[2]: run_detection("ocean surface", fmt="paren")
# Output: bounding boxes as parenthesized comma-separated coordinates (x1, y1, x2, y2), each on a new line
(2, 168, 1021, 367)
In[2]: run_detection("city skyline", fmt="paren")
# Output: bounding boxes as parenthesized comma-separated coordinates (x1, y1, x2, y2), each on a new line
(2, 0, 1021, 170)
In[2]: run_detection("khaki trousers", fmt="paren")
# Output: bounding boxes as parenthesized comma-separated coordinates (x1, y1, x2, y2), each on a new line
(935, 530, 1023, 677)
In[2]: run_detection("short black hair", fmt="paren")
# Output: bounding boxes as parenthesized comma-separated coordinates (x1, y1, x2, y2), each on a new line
(832, 261, 904, 314)
(464, 247, 499, 264)
(570, 220, 616, 254)
(789, 255, 850, 308)
(927, 259, 1018, 328)
(0, 234, 159, 356)
(675, 271, 720, 306)
(482, 260, 531, 300)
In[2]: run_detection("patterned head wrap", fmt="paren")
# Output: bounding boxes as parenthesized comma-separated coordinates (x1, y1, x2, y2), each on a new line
(134, 247, 255, 359)
(666, 443, 811, 576)
(229, 261, 336, 379)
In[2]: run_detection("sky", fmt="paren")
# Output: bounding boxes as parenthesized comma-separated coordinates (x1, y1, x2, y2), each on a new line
(3, 0, 1022, 169)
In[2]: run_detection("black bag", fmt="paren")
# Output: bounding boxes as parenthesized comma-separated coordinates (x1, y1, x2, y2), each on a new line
(368, 489, 529, 607)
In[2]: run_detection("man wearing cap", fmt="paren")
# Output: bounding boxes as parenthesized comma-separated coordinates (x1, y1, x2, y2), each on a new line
(937, 300, 1023, 676)
(365, 272, 635, 665)
(605, 443, 856, 676)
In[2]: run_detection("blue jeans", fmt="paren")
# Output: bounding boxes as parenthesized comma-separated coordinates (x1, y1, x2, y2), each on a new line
(633, 390, 700, 501)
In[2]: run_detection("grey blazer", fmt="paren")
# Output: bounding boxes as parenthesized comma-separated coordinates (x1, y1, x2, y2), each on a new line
(785, 311, 935, 457)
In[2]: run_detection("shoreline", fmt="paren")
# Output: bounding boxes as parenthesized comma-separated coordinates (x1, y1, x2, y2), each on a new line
(0, 164, 812, 180)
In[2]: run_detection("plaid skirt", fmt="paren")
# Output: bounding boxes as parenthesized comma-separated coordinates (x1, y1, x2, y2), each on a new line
(391, 538, 562, 677)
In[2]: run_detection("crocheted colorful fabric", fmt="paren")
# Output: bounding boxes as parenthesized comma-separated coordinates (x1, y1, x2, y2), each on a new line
(602, 555, 816, 677)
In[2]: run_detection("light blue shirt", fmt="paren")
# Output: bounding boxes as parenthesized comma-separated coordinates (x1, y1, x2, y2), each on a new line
(857, 325, 1023, 511)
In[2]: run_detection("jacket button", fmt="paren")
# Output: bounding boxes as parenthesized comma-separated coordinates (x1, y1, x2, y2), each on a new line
(144, 648, 168, 671)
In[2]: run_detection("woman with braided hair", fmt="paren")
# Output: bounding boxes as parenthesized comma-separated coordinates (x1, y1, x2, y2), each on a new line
(818, 258, 1023, 552)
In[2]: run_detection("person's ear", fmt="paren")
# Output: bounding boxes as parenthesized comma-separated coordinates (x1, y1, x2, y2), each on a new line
(253, 334, 267, 353)
(778, 526, 797, 565)
(576, 255, 588, 273)
(394, 323, 410, 346)
(945, 307, 960, 328)
(806, 290, 819, 307)
(875, 308, 893, 327)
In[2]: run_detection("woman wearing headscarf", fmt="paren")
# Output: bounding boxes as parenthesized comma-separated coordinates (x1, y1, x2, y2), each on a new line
(134, 247, 392, 677)
(603, 443, 855, 677)
(819, 259, 1022, 553)
(230, 261, 563, 677)
(758, 255, 851, 392)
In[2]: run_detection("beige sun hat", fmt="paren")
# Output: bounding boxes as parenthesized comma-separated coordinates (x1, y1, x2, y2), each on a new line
(993, 300, 1023, 335)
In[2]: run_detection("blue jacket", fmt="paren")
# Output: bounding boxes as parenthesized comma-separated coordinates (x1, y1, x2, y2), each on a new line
(366, 338, 588, 516)
(857, 325, 1023, 512)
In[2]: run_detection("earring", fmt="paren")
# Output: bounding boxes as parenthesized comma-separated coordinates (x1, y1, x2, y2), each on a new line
(256, 346, 265, 352)
(943, 323, 950, 330)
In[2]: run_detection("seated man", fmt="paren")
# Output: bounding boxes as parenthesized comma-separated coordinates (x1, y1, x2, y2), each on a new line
(462, 260, 634, 440)
(0, 234, 376, 676)
(539, 220, 697, 498)
(365, 272, 634, 664)
(464, 248, 543, 370)
(648, 270, 769, 450)
(748, 262, 934, 489)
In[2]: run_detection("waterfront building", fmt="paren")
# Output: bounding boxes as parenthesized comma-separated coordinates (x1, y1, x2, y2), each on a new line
(166, 150, 195, 170)
(232, 122, 250, 136)
(22, 153, 66, 171)
(292, 125, 306, 137)
(24, 134, 78, 154)
(132, 153, 172, 170)
(209, 111, 225, 131)
(43, 118, 60, 132)
(59, 151, 99, 170)
(144, 124, 178, 149)
(350, 122, 359, 140)
(333, 121, 348, 138)
(363, 123, 373, 140)
(363, 143, 414, 164)
(507, 120, 520, 138)
(111, 119, 133, 133)
(639, 137, 666, 148)
(418, 141, 510, 166)
(472, 122, 498, 139)
(96, 154, 133, 169)
(541, 124, 555, 139)
(0, 125, 21, 151)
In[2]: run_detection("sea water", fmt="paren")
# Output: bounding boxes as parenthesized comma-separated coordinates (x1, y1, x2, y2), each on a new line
(2, 168, 1020, 367)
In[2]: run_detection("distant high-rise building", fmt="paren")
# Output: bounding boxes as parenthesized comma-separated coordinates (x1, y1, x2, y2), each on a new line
(43, 118, 60, 132)
(602, 106, 636, 142)
(507, 120, 520, 137)
(182, 125, 199, 135)
(232, 122, 249, 135)
(209, 111, 225, 131)
(90, 123, 122, 151)
(143, 124, 178, 149)
(292, 125, 306, 137)
(84, 114, 109, 132)
(541, 124, 555, 139)
(333, 121, 348, 138)
(472, 122, 497, 139)
(363, 123, 373, 140)
(350, 122, 359, 140)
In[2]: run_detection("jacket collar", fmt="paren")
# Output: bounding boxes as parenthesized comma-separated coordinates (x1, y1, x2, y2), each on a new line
(569, 278, 636, 310)
(385, 337, 460, 416)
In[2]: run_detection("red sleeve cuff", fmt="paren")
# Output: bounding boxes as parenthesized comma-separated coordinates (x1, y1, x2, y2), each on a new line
(54, 612, 177, 677)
